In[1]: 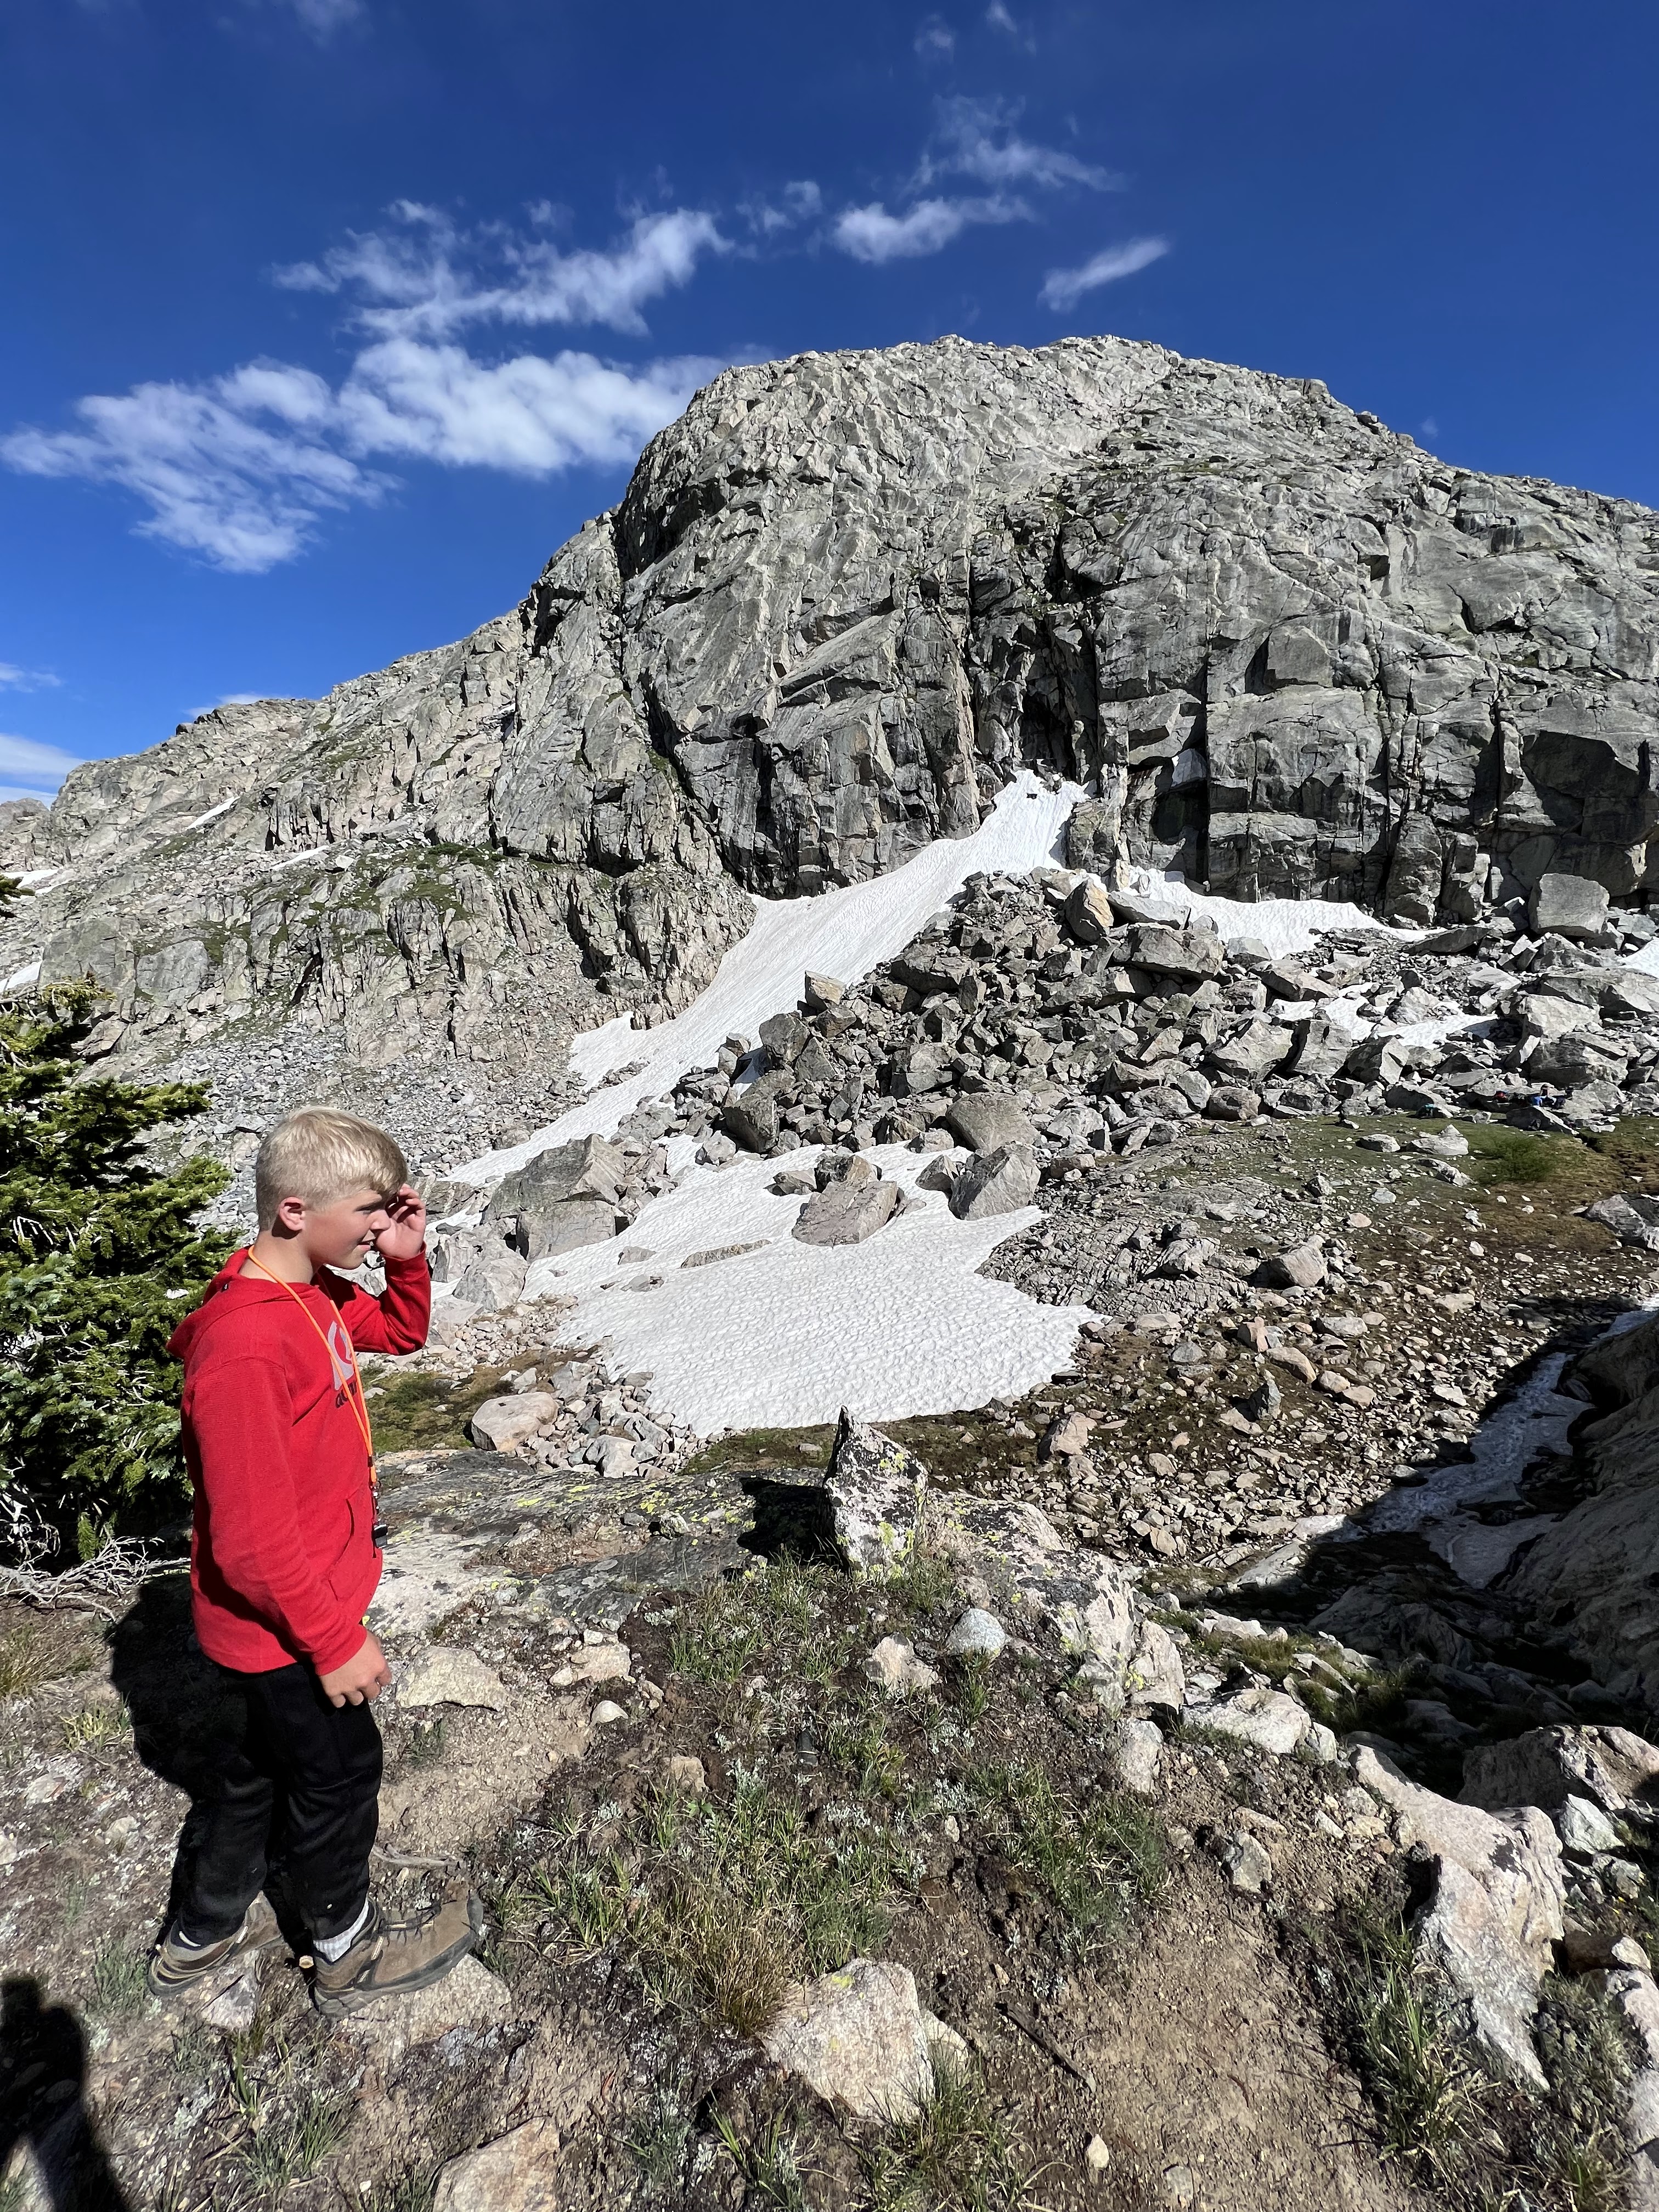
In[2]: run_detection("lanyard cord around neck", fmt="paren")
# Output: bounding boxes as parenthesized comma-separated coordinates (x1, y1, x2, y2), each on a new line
(241, 1251, 376, 1482)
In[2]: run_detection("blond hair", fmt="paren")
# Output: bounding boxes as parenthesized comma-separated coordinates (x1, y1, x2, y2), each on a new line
(254, 1108, 409, 1232)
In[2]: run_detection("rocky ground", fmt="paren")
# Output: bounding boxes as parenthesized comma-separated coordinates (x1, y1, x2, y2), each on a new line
(7, 1075, 1659, 2210)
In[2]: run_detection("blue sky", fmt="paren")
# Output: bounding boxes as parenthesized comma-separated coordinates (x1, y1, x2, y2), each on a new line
(2, 0, 1655, 805)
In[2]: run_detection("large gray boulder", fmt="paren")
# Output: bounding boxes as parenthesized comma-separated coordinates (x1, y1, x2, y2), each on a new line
(1530, 873, 1611, 941)
(792, 1176, 901, 1247)
(948, 1142, 1040, 1220)
(1459, 1726, 1659, 1819)
(944, 1093, 1038, 1153)
(486, 1136, 627, 1261)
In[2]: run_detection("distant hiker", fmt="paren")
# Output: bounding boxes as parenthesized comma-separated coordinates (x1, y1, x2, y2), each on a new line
(148, 1108, 481, 2015)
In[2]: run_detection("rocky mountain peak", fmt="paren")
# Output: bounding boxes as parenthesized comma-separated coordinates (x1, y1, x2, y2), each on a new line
(3, 333, 1656, 1106)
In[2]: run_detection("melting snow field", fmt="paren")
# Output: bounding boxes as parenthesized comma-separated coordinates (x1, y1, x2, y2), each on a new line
(453, 771, 1082, 1182)
(521, 1141, 1087, 1435)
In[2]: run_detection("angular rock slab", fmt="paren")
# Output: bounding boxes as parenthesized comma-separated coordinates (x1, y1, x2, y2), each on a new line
(1356, 1746, 1565, 2087)
(792, 1176, 901, 1247)
(470, 1391, 560, 1452)
(823, 1410, 927, 1583)
(928, 1494, 1141, 1678)
(761, 1958, 967, 2124)
(433, 2115, 558, 2212)
(398, 1649, 510, 1712)
(949, 1141, 1039, 1221)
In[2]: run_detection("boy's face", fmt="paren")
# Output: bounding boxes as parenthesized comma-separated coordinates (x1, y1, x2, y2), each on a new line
(274, 1186, 395, 1269)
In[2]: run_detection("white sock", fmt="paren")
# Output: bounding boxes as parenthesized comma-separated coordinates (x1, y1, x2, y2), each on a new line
(313, 1901, 370, 1961)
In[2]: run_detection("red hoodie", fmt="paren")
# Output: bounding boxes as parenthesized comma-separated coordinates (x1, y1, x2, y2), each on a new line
(168, 1248, 431, 1677)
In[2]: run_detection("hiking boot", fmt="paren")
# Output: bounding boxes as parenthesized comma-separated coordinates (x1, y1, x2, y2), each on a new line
(148, 1894, 283, 1996)
(309, 1890, 482, 2018)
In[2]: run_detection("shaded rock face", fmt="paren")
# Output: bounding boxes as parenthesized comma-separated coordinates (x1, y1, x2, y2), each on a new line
(9, 334, 1659, 1073)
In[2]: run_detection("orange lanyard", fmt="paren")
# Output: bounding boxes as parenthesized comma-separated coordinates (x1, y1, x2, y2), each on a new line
(241, 1252, 376, 1482)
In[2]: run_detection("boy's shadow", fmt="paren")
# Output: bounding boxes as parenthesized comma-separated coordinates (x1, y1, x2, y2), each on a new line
(0, 1979, 131, 2211)
(106, 1575, 249, 1932)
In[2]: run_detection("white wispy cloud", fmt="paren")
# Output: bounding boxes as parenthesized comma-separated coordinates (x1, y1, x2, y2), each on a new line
(1039, 236, 1169, 308)
(833, 195, 1025, 264)
(924, 97, 1118, 191)
(740, 181, 823, 238)
(914, 14, 955, 59)
(0, 732, 83, 795)
(0, 664, 62, 692)
(984, 3, 1032, 45)
(4, 202, 731, 572)
(2, 346, 721, 572)
(832, 98, 1118, 267)
(275, 205, 726, 340)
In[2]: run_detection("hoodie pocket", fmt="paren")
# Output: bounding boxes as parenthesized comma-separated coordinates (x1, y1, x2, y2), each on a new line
(323, 1491, 364, 1600)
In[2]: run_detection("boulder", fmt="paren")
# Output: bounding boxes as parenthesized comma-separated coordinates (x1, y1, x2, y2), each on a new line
(793, 1175, 901, 1247)
(398, 1650, 509, 1711)
(761, 1959, 967, 2124)
(1122, 924, 1226, 981)
(865, 1637, 940, 1695)
(1063, 878, 1114, 944)
(1190, 1686, 1310, 1756)
(449, 1237, 528, 1312)
(1529, 873, 1611, 941)
(1113, 1718, 1165, 1796)
(470, 1391, 560, 1451)
(1355, 1746, 1565, 2087)
(1584, 1193, 1659, 1251)
(823, 1409, 928, 1583)
(488, 1135, 624, 1223)
(1203, 1084, 1261, 1122)
(1208, 1019, 1295, 1083)
(1459, 1725, 1659, 1819)
(1252, 1239, 1327, 1290)
(1528, 1029, 1628, 1090)
(949, 1142, 1039, 1220)
(759, 1010, 810, 1066)
(928, 1493, 1139, 1680)
(803, 973, 845, 1011)
(516, 1197, 620, 1263)
(944, 1093, 1038, 1154)
(723, 1070, 792, 1152)
(945, 1607, 1007, 1660)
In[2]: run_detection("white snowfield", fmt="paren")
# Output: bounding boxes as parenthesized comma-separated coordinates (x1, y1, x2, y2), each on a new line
(522, 1142, 1087, 1436)
(452, 771, 1083, 1183)
(441, 778, 1650, 1437)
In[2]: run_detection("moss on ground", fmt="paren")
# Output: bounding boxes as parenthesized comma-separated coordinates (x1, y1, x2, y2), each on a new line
(364, 1365, 516, 1454)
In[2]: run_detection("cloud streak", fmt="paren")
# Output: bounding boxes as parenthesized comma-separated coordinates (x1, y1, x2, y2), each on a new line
(0, 665, 62, 692)
(833, 195, 1025, 263)
(1039, 236, 1169, 308)
(275, 205, 726, 339)
(0, 732, 83, 795)
(2, 346, 721, 572)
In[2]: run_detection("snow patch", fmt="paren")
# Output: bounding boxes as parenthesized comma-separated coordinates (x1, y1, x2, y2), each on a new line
(2, 957, 41, 994)
(523, 1142, 1086, 1435)
(454, 770, 1082, 1183)
(1111, 865, 1420, 958)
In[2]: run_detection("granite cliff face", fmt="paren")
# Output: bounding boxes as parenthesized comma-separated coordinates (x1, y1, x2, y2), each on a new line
(5, 332, 1658, 1074)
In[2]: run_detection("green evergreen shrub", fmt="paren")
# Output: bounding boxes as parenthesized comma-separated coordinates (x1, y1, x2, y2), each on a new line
(0, 877, 232, 1538)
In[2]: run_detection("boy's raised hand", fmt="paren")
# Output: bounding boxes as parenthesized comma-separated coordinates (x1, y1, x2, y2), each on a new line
(373, 1183, 428, 1265)
(320, 1630, 392, 1707)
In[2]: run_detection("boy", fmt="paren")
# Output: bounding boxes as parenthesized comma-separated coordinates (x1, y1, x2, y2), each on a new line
(149, 1107, 481, 2016)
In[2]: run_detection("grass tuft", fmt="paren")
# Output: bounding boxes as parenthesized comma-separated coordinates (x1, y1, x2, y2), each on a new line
(0, 1622, 46, 1699)
(236, 2085, 351, 2200)
(865, 2053, 1034, 2212)
(91, 1938, 149, 2019)
(966, 1763, 1166, 1955)
(1469, 1128, 1565, 1187)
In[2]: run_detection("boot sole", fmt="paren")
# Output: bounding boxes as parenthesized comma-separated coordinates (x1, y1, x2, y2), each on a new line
(311, 1917, 481, 2019)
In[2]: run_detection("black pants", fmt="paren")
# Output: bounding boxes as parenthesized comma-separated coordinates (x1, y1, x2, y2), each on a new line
(179, 1663, 381, 1945)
